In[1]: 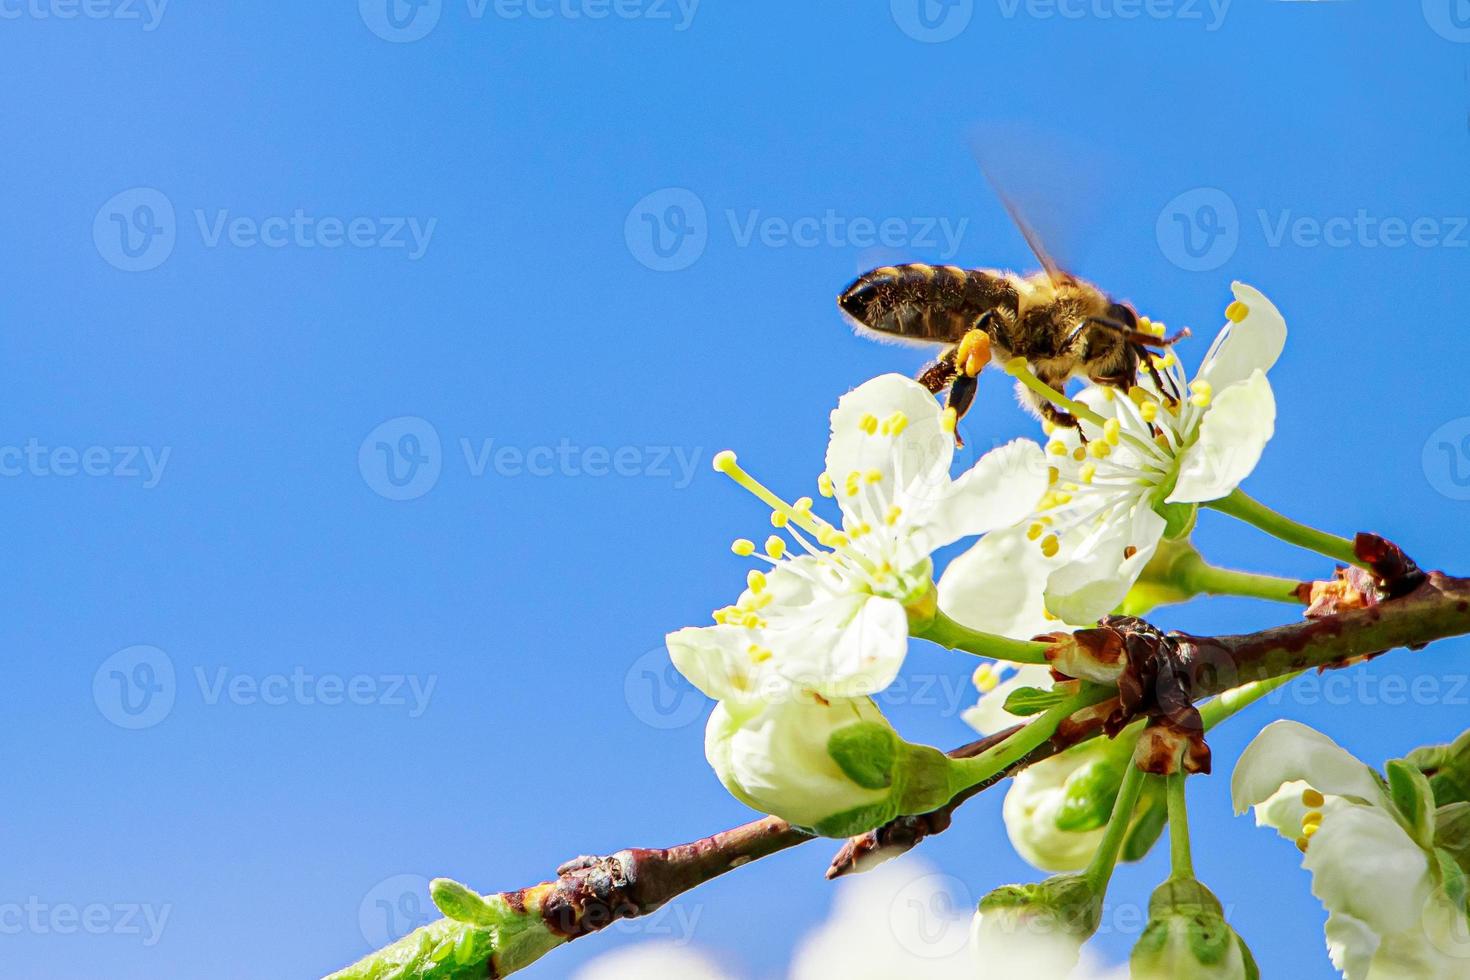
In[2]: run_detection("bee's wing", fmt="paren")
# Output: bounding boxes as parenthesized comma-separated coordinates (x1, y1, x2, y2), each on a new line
(968, 125, 1112, 284)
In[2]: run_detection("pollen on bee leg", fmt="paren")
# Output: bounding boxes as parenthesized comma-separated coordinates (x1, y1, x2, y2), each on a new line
(956, 329, 991, 377)
(1225, 299, 1250, 323)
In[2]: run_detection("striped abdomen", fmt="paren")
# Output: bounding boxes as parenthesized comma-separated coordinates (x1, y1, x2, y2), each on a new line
(837, 264, 1018, 346)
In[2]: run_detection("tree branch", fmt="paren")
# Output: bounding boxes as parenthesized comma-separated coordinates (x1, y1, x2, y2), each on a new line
(328, 569, 1470, 978)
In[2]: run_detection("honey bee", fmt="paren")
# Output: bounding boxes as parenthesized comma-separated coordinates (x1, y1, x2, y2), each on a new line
(837, 196, 1187, 438)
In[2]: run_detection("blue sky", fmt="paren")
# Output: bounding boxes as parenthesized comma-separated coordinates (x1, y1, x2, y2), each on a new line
(3, 3, 1469, 977)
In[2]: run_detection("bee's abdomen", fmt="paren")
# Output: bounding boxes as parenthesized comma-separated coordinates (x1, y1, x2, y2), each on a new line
(838, 264, 1016, 344)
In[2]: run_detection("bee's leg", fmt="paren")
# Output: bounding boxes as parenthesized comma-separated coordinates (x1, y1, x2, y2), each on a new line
(946, 374, 979, 448)
(916, 352, 958, 394)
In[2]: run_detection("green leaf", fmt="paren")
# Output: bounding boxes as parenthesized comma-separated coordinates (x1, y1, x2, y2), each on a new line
(431, 879, 501, 927)
(1122, 783, 1168, 864)
(827, 722, 897, 791)
(1002, 686, 1065, 717)
(1388, 759, 1438, 847)
(1406, 729, 1470, 806)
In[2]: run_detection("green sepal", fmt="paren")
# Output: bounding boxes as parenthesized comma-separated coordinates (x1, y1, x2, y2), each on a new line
(1434, 846, 1470, 914)
(1435, 802, 1470, 874)
(1122, 780, 1169, 864)
(827, 723, 897, 791)
(1003, 686, 1066, 717)
(1388, 758, 1438, 848)
(1131, 878, 1246, 976)
(979, 873, 1103, 938)
(1158, 501, 1198, 541)
(1054, 754, 1124, 833)
(1405, 729, 1470, 806)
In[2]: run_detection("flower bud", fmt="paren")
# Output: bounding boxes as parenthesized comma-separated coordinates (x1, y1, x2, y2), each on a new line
(1130, 878, 1258, 980)
(1004, 742, 1164, 872)
(705, 694, 953, 838)
(970, 874, 1102, 979)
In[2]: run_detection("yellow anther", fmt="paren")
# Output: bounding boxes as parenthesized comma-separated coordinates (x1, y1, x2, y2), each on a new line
(1101, 387, 1116, 401)
(1071, 446, 1086, 462)
(747, 644, 772, 664)
(764, 535, 786, 559)
(712, 608, 729, 624)
(1296, 836, 1309, 853)
(1152, 352, 1176, 369)
(855, 521, 873, 537)
(1128, 386, 1149, 406)
(1042, 608, 1059, 621)
(1189, 391, 1213, 408)
(1102, 418, 1121, 445)
(941, 407, 958, 433)
(859, 413, 879, 436)
(1088, 439, 1112, 459)
(884, 505, 903, 526)
(1040, 534, 1060, 558)
(818, 526, 849, 548)
(1026, 522, 1044, 541)
(865, 469, 883, 484)
(818, 472, 834, 497)
(770, 510, 789, 528)
(1190, 380, 1213, 397)
(1079, 462, 1097, 484)
(1140, 400, 1159, 423)
(731, 538, 755, 557)
(747, 570, 767, 593)
(1052, 492, 1072, 505)
(1042, 420, 1056, 436)
(1156, 433, 1172, 449)
(1048, 441, 1068, 457)
(1047, 466, 1060, 485)
(740, 613, 761, 629)
(973, 665, 1000, 693)
(880, 411, 909, 436)
(1225, 300, 1250, 323)
(1302, 788, 1326, 808)
(1302, 822, 1320, 839)
(793, 497, 813, 515)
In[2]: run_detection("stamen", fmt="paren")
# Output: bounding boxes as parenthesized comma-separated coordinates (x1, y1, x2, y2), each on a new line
(1225, 300, 1250, 323)
(1040, 534, 1060, 558)
(1005, 357, 1110, 429)
(1301, 788, 1325, 808)
(747, 570, 767, 593)
(973, 663, 1000, 693)
(884, 505, 903, 526)
(858, 413, 878, 436)
(818, 472, 834, 498)
(764, 535, 786, 559)
(731, 538, 756, 557)
(881, 411, 909, 436)
(747, 644, 772, 664)
(713, 451, 827, 536)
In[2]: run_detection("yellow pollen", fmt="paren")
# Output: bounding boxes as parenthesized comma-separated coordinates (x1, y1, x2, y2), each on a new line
(731, 538, 755, 557)
(1190, 380, 1213, 397)
(1128, 386, 1148, 406)
(1047, 466, 1060, 484)
(1026, 522, 1044, 541)
(1226, 300, 1250, 323)
(1071, 446, 1086, 462)
(1302, 823, 1320, 839)
(1296, 837, 1309, 853)
(713, 449, 739, 473)
(941, 407, 958, 433)
(859, 413, 879, 436)
(1190, 392, 1213, 408)
(865, 469, 883, 484)
(1302, 810, 1323, 829)
(1103, 418, 1121, 446)
(1140, 400, 1159, 423)
(1152, 352, 1176, 369)
(973, 665, 999, 693)
(1079, 462, 1097, 484)
(770, 510, 789, 528)
(764, 535, 786, 559)
(1101, 387, 1116, 401)
(740, 613, 762, 629)
(1042, 420, 1056, 436)
(1088, 440, 1111, 459)
(884, 505, 903, 526)
(1301, 788, 1326, 808)
(1048, 441, 1068, 457)
(747, 570, 767, 593)
(881, 411, 909, 436)
(747, 644, 772, 664)
(712, 608, 729, 624)
(1040, 534, 1060, 558)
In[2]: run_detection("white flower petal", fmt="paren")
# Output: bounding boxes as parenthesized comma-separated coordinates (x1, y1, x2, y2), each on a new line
(827, 374, 950, 526)
(1230, 720, 1385, 814)
(911, 439, 1048, 552)
(1198, 282, 1288, 392)
(1043, 503, 1166, 625)
(1003, 751, 1110, 872)
(971, 910, 1086, 979)
(1324, 911, 1380, 980)
(1303, 804, 1434, 937)
(666, 624, 769, 704)
(1167, 371, 1276, 504)
(939, 526, 1065, 640)
(773, 594, 910, 699)
(1253, 780, 1355, 841)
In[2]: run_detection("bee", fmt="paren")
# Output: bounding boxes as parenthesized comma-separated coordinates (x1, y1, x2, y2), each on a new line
(837, 196, 1188, 439)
